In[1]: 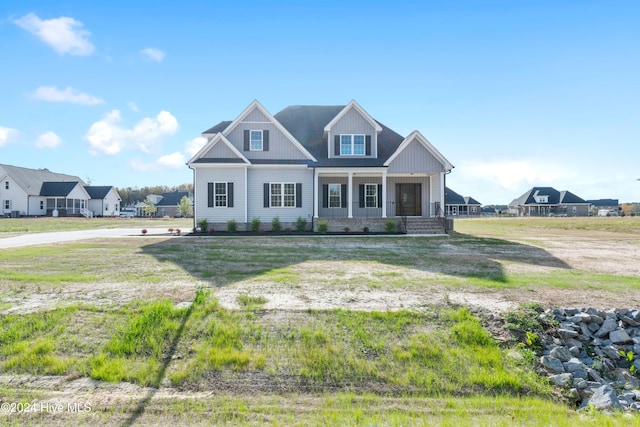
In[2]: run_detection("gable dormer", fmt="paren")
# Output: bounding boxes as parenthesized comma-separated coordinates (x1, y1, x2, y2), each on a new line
(324, 100, 383, 159)
(216, 100, 316, 162)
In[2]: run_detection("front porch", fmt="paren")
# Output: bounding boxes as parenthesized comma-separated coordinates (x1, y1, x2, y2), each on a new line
(46, 198, 93, 217)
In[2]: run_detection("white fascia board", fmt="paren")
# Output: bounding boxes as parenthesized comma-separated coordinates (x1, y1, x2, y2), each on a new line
(315, 167, 387, 175)
(384, 130, 454, 171)
(323, 100, 383, 133)
(221, 100, 318, 162)
(249, 164, 309, 170)
(187, 134, 250, 166)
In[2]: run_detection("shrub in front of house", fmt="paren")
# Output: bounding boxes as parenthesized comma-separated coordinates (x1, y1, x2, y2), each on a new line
(362, 226, 370, 233)
(385, 220, 397, 233)
(251, 217, 261, 232)
(271, 216, 282, 232)
(197, 219, 208, 233)
(318, 220, 328, 234)
(227, 219, 237, 233)
(296, 216, 307, 232)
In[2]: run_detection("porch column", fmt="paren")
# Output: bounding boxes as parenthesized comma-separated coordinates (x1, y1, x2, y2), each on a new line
(313, 169, 319, 218)
(439, 172, 445, 217)
(347, 171, 353, 218)
(381, 170, 387, 218)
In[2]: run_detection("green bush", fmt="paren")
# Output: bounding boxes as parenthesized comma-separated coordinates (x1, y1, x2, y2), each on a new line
(385, 220, 397, 233)
(197, 219, 208, 233)
(271, 216, 282, 232)
(227, 219, 237, 233)
(251, 217, 261, 232)
(296, 216, 308, 232)
(317, 220, 328, 234)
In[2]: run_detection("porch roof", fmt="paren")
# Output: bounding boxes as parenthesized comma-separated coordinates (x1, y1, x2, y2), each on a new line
(39, 181, 81, 197)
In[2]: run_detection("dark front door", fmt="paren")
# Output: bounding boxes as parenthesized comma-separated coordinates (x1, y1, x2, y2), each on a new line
(396, 184, 422, 216)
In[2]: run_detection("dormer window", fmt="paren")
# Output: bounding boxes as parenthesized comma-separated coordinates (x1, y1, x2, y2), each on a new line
(340, 134, 365, 155)
(250, 130, 263, 151)
(535, 195, 548, 203)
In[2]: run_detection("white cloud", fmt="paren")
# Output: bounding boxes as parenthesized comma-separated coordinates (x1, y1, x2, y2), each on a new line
(0, 126, 19, 147)
(128, 102, 139, 112)
(85, 110, 179, 155)
(35, 131, 62, 148)
(157, 152, 186, 168)
(14, 13, 94, 56)
(33, 86, 104, 105)
(140, 47, 165, 62)
(185, 136, 207, 158)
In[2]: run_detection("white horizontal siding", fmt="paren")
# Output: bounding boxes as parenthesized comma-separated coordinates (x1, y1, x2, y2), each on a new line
(329, 108, 377, 159)
(194, 167, 246, 223)
(387, 140, 445, 174)
(247, 168, 313, 222)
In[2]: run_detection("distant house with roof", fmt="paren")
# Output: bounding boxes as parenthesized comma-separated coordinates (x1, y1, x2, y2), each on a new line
(86, 186, 122, 217)
(135, 191, 191, 217)
(445, 187, 481, 216)
(587, 199, 619, 214)
(0, 163, 118, 218)
(509, 187, 589, 217)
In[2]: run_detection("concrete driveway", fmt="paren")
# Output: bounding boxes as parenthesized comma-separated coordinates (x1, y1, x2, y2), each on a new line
(0, 228, 172, 249)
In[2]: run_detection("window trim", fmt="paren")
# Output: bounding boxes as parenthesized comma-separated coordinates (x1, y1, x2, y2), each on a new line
(364, 183, 377, 208)
(4, 181, 8, 190)
(328, 183, 341, 208)
(214, 182, 228, 207)
(3, 200, 11, 210)
(250, 130, 263, 151)
(270, 182, 296, 208)
(340, 134, 366, 156)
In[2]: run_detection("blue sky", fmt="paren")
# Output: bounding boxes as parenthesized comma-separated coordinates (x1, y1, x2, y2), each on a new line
(1, 0, 638, 204)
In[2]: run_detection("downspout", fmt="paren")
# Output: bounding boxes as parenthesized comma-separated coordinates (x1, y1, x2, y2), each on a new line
(311, 166, 316, 231)
(188, 163, 196, 232)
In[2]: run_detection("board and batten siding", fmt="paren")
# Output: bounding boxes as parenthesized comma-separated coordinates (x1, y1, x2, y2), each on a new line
(246, 168, 313, 222)
(225, 114, 309, 161)
(386, 140, 445, 174)
(194, 167, 246, 223)
(202, 140, 239, 159)
(328, 108, 377, 159)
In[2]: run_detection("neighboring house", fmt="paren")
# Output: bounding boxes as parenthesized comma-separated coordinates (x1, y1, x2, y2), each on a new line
(587, 199, 619, 214)
(445, 187, 481, 216)
(188, 100, 454, 233)
(0, 163, 116, 218)
(156, 191, 190, 217)
(86, 186, 122, 217)
(509, 187, 590, 217)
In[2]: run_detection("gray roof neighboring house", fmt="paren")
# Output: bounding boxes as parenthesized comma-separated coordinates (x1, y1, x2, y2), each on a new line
(445, 187, 481, 206)
(509, 187, 588, 207)
(587, 199, 619, 207)
(0, 164, 84, 196)
(39, 181, 81, 197)
(157, 191, 190, 207)
(85, 186, 119, 200)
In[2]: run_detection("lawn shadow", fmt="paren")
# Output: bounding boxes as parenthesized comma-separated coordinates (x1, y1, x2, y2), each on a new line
(140, 233, 572, 286)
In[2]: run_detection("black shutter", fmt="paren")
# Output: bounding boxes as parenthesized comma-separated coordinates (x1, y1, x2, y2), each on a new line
(377, 184, 383, 208)
(365, 135, 371, 156)
(341, 184, 347, 208)
(228, 183, 234, 208)
(322, 185, 328, 208)
(296, 183, 302, 208)
(263, 130, 269, 151)
(207, 183, 214, 207)
(359, 184, 365, 208)
(244, 130, 250, 151)
(263, 183, 270, 208)
(334, 135, 340, 156)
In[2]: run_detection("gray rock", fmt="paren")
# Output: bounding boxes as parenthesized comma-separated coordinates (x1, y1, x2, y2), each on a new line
(586, 368, 604, 383)
(573, 378, 588, 388)
(541, 356, 565, 373)
(588, 385, 623, 410)
(578, 323, 593, 337)
(569, 346, 580, 356)
(620, 315, 640, 327)
(634, 344, 640, 355)
(549, 373, 573, 386)
(589, 314, 604, 325)
(610, 329, 633, 344)
(601, 345, 622, 359)
(550, 346, 573, 362)
(558, 328, 579, 339)
(572, 369, 588, 380)
(595, 318, 617, 338)
(563, 358, 585, 371)
(587, 322, 601, 333)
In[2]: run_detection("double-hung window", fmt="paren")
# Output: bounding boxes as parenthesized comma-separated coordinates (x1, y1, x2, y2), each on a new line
(270, 183, 296, 207)
(250, 130, 263, 151)
(340, 134, 365, 155)
(3, 200, 11, 210)
(4, 181, 8, 190)
(215, 182, 228, 207)
(328, 184, 341, 208)
(364, 184, 377, 208)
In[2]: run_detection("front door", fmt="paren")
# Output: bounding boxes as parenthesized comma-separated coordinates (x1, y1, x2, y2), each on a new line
(396, 184, 422, 216)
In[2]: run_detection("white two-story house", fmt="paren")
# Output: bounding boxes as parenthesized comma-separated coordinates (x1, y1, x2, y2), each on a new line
(188, 100, 453, 233)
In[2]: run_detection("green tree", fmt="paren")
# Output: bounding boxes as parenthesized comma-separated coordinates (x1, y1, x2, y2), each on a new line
(143, 197, 157, 216)
(178, 196, 193, 217)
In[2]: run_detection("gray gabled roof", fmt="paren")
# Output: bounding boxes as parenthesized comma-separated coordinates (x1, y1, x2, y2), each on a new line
(445, 187, 481, 206)
(85, 186, 116, 199)
(509, 187, 587, 207)
(39, 181, 80, 197)
(157, 191, 190, 206)
(587, 199, 619, 207)
(0, 164, 84, 196)
(202, 121, 232, 135)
